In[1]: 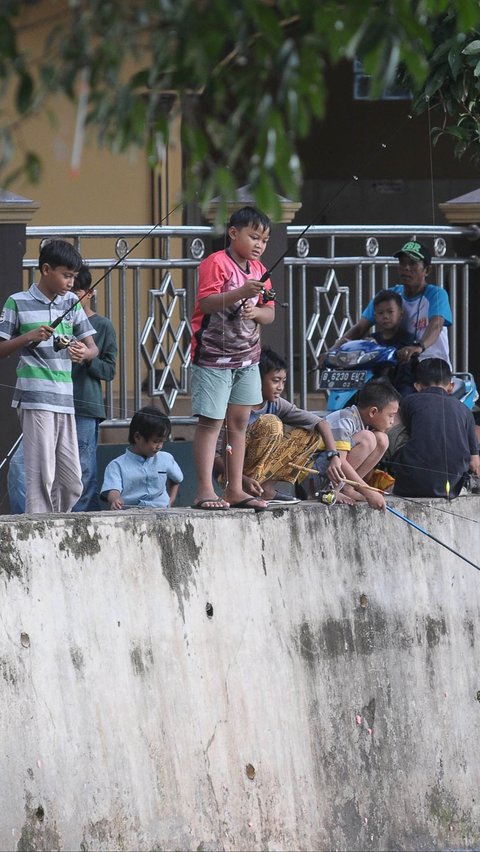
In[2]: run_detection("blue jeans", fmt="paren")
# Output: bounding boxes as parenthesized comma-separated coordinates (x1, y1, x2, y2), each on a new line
(8, 416, 101, 513)
(72, 416, 100, 512)
(7, 442, 26, 514)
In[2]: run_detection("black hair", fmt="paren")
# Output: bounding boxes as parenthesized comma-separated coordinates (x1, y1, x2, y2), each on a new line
(357, 379, 400, 410)
(415, 357, 452, 387)
(128, 405, 171, 445)
(227, 205, 271, 233)
(72, 264, 92, 292)
(38, 239, 83, 273)
(373, 290, 403, 310)
(259, 347, 287, 377)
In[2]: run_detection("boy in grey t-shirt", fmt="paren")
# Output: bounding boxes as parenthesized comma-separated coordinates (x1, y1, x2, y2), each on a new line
(0, 240, 97, 513)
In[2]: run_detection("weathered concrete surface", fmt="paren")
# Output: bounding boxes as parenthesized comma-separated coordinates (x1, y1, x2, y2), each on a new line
(0, 498, 479, 852)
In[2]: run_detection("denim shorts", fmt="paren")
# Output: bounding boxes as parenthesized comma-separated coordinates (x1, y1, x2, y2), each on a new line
(191, 363, 262, 420)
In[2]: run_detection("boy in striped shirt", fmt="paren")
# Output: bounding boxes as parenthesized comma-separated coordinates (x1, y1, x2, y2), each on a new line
(0, 239, 98, 513)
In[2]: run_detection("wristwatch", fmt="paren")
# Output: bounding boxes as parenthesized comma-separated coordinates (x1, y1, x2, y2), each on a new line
(326, 450, 340, 459)
(413, 339, 425, 352)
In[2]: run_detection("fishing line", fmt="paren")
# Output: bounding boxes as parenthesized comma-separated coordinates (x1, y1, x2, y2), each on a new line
(398, 494, 480, 525)
(228, 109, 418, 319)
(386, 504, 480, 571)
(29, 199, 185, 349)
(425, 95, 452, 498)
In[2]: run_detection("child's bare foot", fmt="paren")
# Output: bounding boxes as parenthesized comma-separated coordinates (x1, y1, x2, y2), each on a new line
(191, 495, 230, 510)
(335, 491, 356, 505)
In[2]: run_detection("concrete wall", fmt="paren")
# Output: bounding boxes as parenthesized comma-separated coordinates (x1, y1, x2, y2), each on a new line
(0, 499, 479, 852)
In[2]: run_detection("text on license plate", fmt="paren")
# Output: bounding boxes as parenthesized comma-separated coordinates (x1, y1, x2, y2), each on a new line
(319, 369, 368, 389)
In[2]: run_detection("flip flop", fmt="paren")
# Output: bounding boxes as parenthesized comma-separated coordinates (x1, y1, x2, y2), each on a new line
(267, 491, 301, 506)
(191, 498, 229, 511)
(228, 497, 268, 512)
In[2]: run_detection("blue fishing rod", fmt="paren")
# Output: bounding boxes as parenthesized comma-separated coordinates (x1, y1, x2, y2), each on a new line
(386, 504, 480, 572)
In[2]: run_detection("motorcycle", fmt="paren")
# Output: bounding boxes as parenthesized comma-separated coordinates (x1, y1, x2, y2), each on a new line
(318, 339, 478, 412)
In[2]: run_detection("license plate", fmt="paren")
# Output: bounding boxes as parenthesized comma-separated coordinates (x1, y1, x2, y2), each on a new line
(319, 369, 368, 389)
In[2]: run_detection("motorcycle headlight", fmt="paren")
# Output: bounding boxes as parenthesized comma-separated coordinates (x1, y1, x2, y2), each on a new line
(356, 350, 380, 364)
(329, 349, 376, 367)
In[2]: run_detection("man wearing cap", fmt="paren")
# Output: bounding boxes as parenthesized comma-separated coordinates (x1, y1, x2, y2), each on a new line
(333, 240, 452, 366)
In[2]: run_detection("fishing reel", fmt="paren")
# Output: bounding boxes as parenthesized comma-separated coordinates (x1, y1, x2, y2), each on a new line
(261, 287, 275, 304)
(227, 286, 288, 321)
(53, 334, 75, 351)
(261, 287, 288, 308)
(315, 486, 337, 506)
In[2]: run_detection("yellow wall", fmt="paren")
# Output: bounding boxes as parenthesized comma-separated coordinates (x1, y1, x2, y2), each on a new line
(7, 2, 182, 230)
(13, 98, 151, 226)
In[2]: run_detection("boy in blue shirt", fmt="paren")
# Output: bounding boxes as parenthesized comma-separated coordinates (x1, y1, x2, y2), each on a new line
(101, 406, 183, 509)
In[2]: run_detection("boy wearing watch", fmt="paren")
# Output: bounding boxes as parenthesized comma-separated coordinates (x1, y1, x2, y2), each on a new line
(309, 379, 400, 510)
(214, 347, 343, 506)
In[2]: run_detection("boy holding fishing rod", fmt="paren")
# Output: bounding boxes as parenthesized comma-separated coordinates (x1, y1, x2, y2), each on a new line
(0, 240, 98, 513)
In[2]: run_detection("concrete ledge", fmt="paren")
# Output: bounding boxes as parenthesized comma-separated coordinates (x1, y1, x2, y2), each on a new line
(0, 498, 479, 850)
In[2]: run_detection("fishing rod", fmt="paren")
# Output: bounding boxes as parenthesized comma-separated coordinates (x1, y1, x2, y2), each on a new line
(227, 113, 418, 323)
(226, 202, 343, 322)
(0, 201, 187, 475)
(30, 200, 185, 350)
(0, 433, 23, 473)
(386, 504, 479, 572)
(290, 461, 480, 565)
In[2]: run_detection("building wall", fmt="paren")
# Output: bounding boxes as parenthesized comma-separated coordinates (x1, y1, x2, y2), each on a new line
(7, 2, 183, 231)
(0, 500, 479, 851)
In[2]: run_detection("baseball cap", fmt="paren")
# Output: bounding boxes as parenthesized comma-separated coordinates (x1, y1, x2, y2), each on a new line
(394, 240, 431, 265)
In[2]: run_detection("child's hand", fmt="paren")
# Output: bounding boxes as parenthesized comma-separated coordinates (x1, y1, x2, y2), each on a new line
(326, 456, 343, 484)
(68, 339, 88, 362)
(107, 491, 124, 510)
(29, 325, 54, 344)
(242, 474, 264, 497)
(242, 302, 258, 321)
(364, 490, 386, 510)
(241, 279, 264, 299)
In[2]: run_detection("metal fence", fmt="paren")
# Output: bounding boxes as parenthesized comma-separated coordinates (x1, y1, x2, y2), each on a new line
(24, 222, 478, 422)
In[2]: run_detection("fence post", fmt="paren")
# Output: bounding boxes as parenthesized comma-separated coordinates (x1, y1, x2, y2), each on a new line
(0, 189, 40, 513)
(439, 189, 480, 380)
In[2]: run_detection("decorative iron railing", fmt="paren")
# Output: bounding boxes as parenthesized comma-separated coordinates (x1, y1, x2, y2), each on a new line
(24, 222, 478, 421)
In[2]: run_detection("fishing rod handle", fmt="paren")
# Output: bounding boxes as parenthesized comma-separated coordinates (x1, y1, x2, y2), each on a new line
(28, 317, 62, 350)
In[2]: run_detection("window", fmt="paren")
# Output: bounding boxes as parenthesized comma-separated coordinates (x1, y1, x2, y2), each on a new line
(353, 59, 411, 101)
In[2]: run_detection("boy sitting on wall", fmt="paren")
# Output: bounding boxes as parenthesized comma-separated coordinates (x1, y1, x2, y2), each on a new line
(307, 380, 400, 510)
(214, 347, 344, 506)
(389, 358, 480, 498)
(100, 406, 183, 509)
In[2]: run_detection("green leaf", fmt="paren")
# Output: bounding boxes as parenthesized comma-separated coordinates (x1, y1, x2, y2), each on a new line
(24, 151, 42, 184)
(444, 125, 470, 140)
(462, 40, 480, 56)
